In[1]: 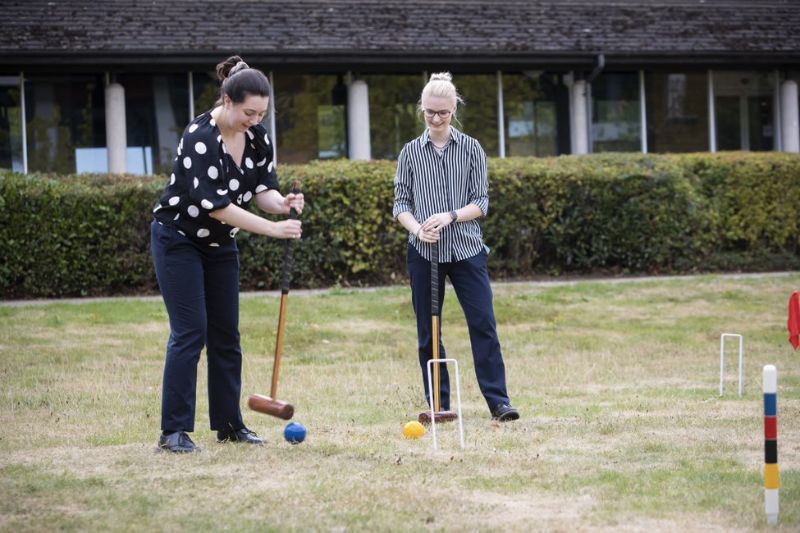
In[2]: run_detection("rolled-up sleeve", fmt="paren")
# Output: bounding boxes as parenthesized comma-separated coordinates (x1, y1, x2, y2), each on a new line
(468, 141, 489, 216)
(393, 146, 414, 218)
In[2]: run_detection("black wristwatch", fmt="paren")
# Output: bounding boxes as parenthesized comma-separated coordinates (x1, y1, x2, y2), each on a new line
(449, 210, 458, 223)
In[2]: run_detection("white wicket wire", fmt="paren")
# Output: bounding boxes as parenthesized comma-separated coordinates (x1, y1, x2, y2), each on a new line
(426, 358, 465, 450)
(719, 333, 744, 397)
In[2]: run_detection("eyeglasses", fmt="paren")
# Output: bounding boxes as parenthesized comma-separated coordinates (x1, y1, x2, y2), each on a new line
(423, 109, 453, 119)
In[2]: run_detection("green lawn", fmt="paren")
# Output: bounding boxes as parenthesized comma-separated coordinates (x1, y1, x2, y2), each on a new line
(1, 273, 798, 531)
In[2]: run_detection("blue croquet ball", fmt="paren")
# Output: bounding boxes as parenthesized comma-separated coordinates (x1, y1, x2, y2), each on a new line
(284, 422, 306, 444)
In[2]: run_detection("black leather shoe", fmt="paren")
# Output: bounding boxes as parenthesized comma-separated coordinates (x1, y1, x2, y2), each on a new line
(491, 403, 520, 422)
(158, 431, 199, 453)
(217, 427, 264, 445)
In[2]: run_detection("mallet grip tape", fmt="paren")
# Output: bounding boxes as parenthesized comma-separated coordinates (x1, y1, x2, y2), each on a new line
(280, 180, 302, 293)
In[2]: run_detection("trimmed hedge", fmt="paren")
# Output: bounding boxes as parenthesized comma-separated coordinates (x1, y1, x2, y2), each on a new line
(1, 152, 798, 298)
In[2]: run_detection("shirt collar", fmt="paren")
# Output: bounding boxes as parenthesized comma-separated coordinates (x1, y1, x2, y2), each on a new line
(421, 127, 462, 147)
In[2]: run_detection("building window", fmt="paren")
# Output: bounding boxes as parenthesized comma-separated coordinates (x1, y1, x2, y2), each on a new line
(192, 71, 218, 119)
(646, 72, 709, 153)
(714, 71, 775, 151)
(0, 78, 23, 172)
(456, 74, 499, 157)
(591, 73, 640, 152)
(364, 74, 424, 159)
(273, 74, 347, 164)
(24, 74, 106, 174)
(118, 73, 190, 175)
(503, 72, 567, 157)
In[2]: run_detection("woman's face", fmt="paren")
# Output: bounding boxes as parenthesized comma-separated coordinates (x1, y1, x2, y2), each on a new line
(223, 94, 269, 133)
(421, 95, 456, 134)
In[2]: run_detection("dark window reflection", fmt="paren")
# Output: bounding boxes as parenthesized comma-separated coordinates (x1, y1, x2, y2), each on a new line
(592, 73, 640, 152)
(646, 72, 709, 153)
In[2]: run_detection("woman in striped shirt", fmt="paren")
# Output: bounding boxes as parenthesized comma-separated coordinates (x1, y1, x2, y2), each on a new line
(393, 72, 519, 422)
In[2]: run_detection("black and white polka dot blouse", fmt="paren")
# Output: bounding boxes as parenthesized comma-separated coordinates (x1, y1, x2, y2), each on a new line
(153, 111, 279, 246)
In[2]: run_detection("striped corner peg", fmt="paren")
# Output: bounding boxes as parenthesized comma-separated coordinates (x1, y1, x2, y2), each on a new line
(763, 364, 779, 525)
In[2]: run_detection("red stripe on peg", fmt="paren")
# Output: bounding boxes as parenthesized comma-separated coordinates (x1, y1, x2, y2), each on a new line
(765, 417, 778, 440)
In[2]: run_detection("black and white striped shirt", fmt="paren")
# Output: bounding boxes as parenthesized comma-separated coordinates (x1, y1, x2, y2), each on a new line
(393, 127, 489, 263)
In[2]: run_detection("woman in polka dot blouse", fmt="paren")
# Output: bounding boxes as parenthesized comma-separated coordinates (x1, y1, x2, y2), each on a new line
(151, 56, 304, 453)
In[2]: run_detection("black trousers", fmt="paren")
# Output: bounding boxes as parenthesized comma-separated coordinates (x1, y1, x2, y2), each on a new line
(151, 221, 244, 433)
(407, 244, 511, 412)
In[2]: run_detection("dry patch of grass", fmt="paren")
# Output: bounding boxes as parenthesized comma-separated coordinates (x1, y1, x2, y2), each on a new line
(1, 273, 798, 531)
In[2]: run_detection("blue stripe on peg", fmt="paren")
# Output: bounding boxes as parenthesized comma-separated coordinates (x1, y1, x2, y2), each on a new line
(764, 393, 777, 416)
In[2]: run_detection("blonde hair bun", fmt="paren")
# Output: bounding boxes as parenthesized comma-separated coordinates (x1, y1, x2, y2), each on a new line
(420, 71, 463, 108)
(429, 72, 453, 82)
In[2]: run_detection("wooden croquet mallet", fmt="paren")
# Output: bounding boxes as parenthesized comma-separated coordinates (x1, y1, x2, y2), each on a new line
(247, 180, 302, 420)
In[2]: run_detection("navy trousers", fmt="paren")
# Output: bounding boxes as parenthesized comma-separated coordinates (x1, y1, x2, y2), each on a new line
(407, 244, 510, 412)
(151, 221, 245, 433)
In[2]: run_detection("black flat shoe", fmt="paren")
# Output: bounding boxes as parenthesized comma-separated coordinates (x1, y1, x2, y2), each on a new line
(491, 403, 520, 422)
(158, 431, 199, 453)
(217, 427, 264, 445)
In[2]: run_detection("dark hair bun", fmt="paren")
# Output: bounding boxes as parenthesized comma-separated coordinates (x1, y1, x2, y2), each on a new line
(216, 55, 248, 81)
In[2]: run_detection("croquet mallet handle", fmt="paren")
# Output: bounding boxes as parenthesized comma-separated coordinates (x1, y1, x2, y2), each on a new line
(431, 240, 441, 412)
(271, 180, 302, 399)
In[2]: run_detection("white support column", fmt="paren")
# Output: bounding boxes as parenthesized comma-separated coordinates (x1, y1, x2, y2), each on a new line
(153, 76, 179, 172)
(188, 71, 195, 121)
(708, 70, 717, 152)
(639, 70, 648, 153)
(268, 71, 277, 165)
(497, 71, 506, 158)
(105, 81, 127, 174)
(347, 78, 371, 160)
(781, 80, 799, 152)
(20, 72, 27, 174)
(739, 94, 750, 150)
(571, 78, 589, 154)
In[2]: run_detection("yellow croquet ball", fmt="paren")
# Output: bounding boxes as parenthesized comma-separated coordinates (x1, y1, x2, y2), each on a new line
(403, 421, 425, 439)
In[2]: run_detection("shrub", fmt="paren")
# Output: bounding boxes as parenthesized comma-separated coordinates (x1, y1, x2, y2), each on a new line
(1, 152, 798, 298)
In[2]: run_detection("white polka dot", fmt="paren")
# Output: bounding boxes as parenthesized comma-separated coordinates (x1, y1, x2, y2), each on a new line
(178, 230, 186, 236)
(195, 142, 207, 154)
(208, 166, 218, 179)
(243, 191, 252, 202)
(201, 199, 214, 210)
(250, 143, 255, 150)
(244, 158, 253, 169)
(187, 205, 199, 217)
(168, 196, 180, 206)
(255, 184, 268, 193)
(153, 205, 162, 213)
(230, 228, 240, 237)
(193, 177, 199, 188)
(264, 134, 270, 145)
(210, 118, 216, 127)
(247, 130, 254, 140)
(217, 189, 228, 196)
(238, 167, 244, 174)
(188, 124, 198, 133)
(236, 194, 243, 204)
(173, 213, 180, 221)
(183, 157, 192, 169)
(229, 179, 240, 191)
(197, 228, 210, 238)
(267, 161, 274, 172)
(256, 157, 267, 167)
(222, 144, 227, 154)
(169, 173, 175, 185)
(209, 242, 220, 247)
